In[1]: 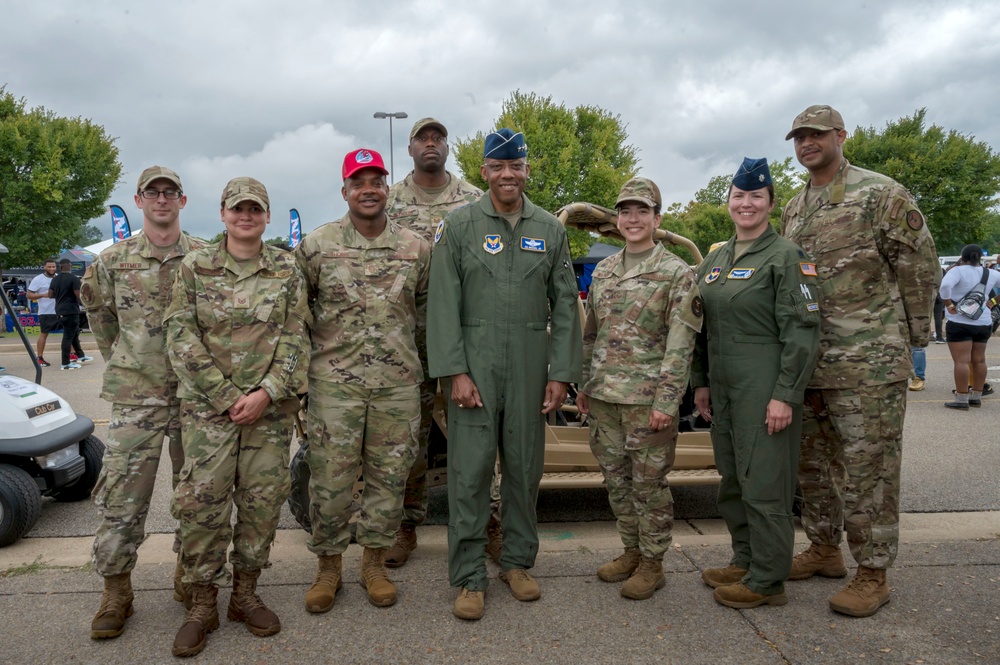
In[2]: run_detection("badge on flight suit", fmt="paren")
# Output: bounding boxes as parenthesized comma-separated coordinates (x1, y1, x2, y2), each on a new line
(434, 220, 445, 244)
(484, 234, 503, 254)
(520, 236, 546, 252)
(705, 267, 722, 284)
(727, 268, 755, 279)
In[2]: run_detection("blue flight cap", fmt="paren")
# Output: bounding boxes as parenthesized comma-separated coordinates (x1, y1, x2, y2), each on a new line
(732, 157, 772, 191)
(483, 128, 528, 160)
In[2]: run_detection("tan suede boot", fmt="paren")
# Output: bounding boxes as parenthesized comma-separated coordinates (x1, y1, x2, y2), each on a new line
(453, 588, 485, 620)
(485, 515, 504, 566)
(713, 582, 788, 608)
(499, 568, 541, 601)
(305, 555, 342, 613)
(701, 564, 748, 589)
(228, 569, 280, 636)
(172, 584, 220, 658)
(789, 543, 848, 581)
(385, 524, 417, 568)
(173, 556, 191, 609)
(360, 547, 397, 607)
(596, 547, 641, 582)
(829, 566, 890, 617)
(621, 557, 665, 600)
(90, 573, 135, 639)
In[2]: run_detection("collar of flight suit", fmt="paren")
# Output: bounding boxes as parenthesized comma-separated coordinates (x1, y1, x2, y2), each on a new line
(478, 191, 537, 224)
(719, 223, 780, 264)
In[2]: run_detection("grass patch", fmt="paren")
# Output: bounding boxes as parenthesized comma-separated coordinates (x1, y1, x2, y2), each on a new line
(0, 555, 92, 578)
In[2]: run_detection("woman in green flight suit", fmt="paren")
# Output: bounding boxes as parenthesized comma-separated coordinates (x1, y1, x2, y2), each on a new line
(691, 158, 821, 608)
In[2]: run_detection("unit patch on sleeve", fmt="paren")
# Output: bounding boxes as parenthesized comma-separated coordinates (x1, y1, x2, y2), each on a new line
(799, 262, 817, 276)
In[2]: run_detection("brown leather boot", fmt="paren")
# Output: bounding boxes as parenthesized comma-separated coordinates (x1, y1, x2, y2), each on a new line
(701, 564, 748, 589)
(597, 548, 641, 582)
(621, 557, 665, 600)
(172, 584, 220, 658)
(228, 569, 280, 637)
(305, 555, 342, 613)
(713, 582, 788, 608)
(789, 543, 848, 581)
(829, 566, 890, 617)
(173, 556, 191, 609)
(384, 524, 417, 568)
(485, 515, 503, 566)
(90, 573, 135, 639)
(360, 547, 397, 607)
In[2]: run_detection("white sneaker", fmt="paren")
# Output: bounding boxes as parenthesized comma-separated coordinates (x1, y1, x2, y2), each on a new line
(60, 362, 82, 370)
(77, 355, 94, 363)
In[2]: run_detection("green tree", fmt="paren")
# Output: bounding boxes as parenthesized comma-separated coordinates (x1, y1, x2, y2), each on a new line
(844, 108, 1000, 254)
(453, 91, 639, 258)
(0, 87, 121, 267)
(265, 236, 290, 248)
(78, 223, 104, 246)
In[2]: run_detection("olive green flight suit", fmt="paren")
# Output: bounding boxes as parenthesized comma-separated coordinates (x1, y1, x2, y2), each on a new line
(427, 193, 582, 592)
(691, 226, 820, 595)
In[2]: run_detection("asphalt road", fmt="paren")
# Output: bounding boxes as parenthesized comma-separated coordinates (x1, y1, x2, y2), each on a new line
(3, 332, 999, 542)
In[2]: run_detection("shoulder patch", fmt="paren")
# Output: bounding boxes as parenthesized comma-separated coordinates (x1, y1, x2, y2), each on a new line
(906, 209, 924, 231)
(889, 198, 904, 220)
(799, 262, 817, 276)
(691, 295, 703, 318)
(434, 219, 445, 244)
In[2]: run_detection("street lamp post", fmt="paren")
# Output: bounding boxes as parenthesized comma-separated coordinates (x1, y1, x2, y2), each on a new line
(373, 111, 408, 183)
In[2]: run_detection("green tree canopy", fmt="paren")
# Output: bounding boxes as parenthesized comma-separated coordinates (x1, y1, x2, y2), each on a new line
(843, 108, 1000, 254)
(0, 87, 121, 267)
(453, 91, 639, 258)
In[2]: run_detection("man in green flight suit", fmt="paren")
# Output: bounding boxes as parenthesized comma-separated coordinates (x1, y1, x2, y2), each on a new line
(427, 128, 582, 621)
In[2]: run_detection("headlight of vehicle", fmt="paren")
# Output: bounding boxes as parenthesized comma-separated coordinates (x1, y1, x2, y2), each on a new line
(35, 445, 81, 469)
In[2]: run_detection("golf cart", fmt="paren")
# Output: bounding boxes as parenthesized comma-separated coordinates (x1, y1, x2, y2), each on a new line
(0, 242, 104, 546)
(285, 202, 718, 532)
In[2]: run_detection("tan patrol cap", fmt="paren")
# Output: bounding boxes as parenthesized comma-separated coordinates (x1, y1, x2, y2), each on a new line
(221, 177, 270, 212)
(137, 165, 183, 192)
(409, 117, 448, 140)
(615, 177, 662, 209)
(785, 105, 845, 140)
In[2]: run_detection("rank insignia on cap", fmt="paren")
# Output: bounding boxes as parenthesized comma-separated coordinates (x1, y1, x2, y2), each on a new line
(484, 234, 503, 254)
(434, 220, 445, 244)
(520, 236, 545, 252)
(728, 268, 755, 280)
(800, 262, 817, 276)
(705, 267, 722, 284)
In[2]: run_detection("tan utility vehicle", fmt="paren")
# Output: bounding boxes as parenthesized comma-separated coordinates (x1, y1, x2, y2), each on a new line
(286, 202, 718, 531)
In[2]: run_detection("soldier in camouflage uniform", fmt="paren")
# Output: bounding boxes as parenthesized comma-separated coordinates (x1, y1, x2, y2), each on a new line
(80, 165, 207, 640)
(164, 178, 310, 658)
(692, 159, 821, 609)
(576, 177, 702, 601)
(297, 149, 430, 612)
(781, 105, 939, 617)
(383, 117, 504, 569)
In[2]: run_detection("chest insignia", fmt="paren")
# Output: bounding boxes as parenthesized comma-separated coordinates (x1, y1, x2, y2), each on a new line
(705, 267, 722, 284)
(483, 234, 504, 255)
(799, 262, 817, 276)
(434, 220, 444, 244)
(727, 268, 755, 280)
(234, 292, 250, 309)
(520, 236, 546, 252)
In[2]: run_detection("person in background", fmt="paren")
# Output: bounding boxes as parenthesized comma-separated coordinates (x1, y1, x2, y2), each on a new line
(27, 258, 58, 366)
(47, 258, 93, 370)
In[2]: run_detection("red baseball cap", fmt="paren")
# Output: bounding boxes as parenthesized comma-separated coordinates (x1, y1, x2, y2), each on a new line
(342, 148, 389, 180)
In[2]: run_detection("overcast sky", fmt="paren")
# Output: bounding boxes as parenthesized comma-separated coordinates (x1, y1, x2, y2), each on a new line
(2, 0, 999, 243)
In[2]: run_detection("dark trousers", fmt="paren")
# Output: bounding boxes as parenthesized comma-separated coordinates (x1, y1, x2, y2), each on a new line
(933, 298, 945, 339)
(59, 313, 83, 365)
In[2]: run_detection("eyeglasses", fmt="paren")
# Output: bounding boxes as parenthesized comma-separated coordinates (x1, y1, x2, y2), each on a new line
(139, 189, 183, 200)
(483, 160, 526, 174)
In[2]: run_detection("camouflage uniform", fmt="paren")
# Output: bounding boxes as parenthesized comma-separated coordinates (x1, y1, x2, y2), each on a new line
(581, 243, 702, 559)
(691, 226, 821, 594)
(164, 240, 310, 586)
(386, 171, 487, 527)
(782, 158, 939, 569)
(296, 214, 430, 555)
(81, 231, 207, 576)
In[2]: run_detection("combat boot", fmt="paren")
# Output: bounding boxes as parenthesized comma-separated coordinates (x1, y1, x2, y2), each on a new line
(829, 566, 890, 617)
(172, 584, 219, 658)
(385, 524, 417, 568)
(453, 588, 485, 620)
(90, 573, 135, 639)
(485, 515, 504, 566)
(173, 556, 191, 609)
(360, 547, 397, 607)
(305, 554, 342, 613)
(713, 582, 788, 608)
(499, 568, 541, 601)
(596, 547, 641, 582)
(621, 557, 665, 600)
(701, 563, 748, 589)
(228, 569, 280, 637)
(788, 543, 848, 580)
